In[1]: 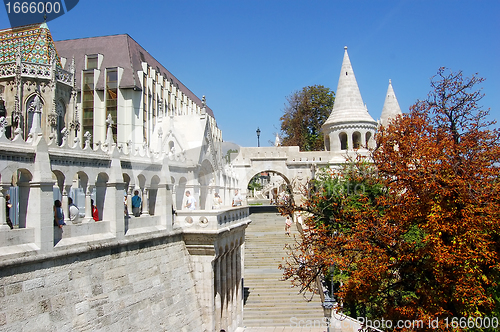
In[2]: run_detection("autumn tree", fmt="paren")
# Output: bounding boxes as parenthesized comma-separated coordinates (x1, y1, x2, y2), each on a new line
(280, 85, 334, 151)
(280, 68, 500, 331)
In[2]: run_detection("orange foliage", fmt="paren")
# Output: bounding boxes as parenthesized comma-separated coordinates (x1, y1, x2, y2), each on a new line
(280, 68, 500, 331)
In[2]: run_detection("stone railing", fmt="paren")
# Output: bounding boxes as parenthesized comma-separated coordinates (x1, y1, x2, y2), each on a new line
(0, 61, 73, 86)
(174, 206, 250, 232)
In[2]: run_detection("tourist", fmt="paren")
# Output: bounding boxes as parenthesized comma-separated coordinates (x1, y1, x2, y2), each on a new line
(232, 189, 242, 207)
(213, 192, 222, 209)
(184, 191, 196, 210)
(296, 213, 303, 225)
(53, 200, 65, 228)
(131, 190, 142, 217)
(68, 197, 79, 223)
(285, 216, 292, 236)
(5, 194, 13, 229)
(124, 194, 129, 216)
(91, 199, 99, 221)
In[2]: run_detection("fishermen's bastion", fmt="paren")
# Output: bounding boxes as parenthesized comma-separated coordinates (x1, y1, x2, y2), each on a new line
(0, 22, 401, 331)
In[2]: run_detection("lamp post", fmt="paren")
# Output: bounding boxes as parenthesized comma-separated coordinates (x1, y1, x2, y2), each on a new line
(256, 127, 261, 147)
(322, 264, 336, 332)
(322, 295, 334, 332)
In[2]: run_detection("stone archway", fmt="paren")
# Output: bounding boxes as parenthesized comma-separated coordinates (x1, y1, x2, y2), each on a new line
(246, 170, 291, 203)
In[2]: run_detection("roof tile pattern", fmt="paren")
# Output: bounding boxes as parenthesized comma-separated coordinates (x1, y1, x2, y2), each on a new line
(0, 22, 61, 67)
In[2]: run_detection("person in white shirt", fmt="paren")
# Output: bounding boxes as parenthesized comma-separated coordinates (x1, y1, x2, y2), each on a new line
(184, 191, 196, 210)
(213, 192, 222, 209)
(232, 189, 243, 207)
(68, 197, 79, 223)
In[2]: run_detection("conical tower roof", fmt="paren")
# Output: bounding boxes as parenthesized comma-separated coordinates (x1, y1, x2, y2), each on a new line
(380, 79, 402, 126)
(323, 47, 377, 127)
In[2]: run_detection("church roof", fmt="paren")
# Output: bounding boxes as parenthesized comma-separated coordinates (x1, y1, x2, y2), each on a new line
(54, 34, 214, 118)
(322, 47, 376, 127)
(0, 22, 62, 67)
(379, 79, 402, 126)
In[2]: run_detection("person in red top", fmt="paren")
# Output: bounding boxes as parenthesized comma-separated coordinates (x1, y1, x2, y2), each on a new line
(91, 199, 99, 221)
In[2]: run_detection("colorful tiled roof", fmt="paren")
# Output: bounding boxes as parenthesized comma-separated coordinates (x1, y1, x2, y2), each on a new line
(0, 22, 61, 67)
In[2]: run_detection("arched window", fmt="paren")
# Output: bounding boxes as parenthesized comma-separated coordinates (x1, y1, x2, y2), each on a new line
(353, 132, 361, 149)
(339, 132, 348, 150)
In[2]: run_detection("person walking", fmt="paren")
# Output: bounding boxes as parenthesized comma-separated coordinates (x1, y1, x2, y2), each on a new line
(184, 191, 196, 210)
(285, 216, 292, 236)
(131, 190, 142, 217)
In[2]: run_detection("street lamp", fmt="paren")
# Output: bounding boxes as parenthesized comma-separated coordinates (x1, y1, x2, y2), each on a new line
(256, 127, 261, 147)
(322, 264, 336, 332)
(322, 295, 334, 332)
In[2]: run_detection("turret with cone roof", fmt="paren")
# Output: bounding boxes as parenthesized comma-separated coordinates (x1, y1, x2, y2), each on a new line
(379, 79, 402, 127)
(322, 46, 378, 152)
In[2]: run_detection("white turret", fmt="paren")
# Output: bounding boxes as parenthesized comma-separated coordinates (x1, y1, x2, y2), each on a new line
(322, 46, 377, 151)
(379, 79, 402, 127)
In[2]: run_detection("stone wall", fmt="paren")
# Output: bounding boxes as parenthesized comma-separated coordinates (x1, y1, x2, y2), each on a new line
(0, 234, 204, 332)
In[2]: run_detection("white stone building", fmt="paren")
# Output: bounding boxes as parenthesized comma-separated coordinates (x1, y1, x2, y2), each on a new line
(0, 23, 240, 213)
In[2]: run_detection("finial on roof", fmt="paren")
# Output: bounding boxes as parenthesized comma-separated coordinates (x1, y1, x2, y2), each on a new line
(389, 79, 392, 84)
(344, 46, 348, 50)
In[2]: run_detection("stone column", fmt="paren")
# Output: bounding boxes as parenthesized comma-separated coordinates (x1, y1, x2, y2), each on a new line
(235, 245, 243, 326)
(214, 257, 222, 330)
(104, 180, 126, 239)
(84, 185, 94, 222)
(127, 185, 133, 216)
(0, 185, 10, 231)
(231, 248, 238, 330)
(27, 180, 55, 253)
(183, 234, 217, 331)
(228, 249, 234, 329)
(141, 188, 149, 216)
(222, 252, 228, 328)
(348, 131, 353, 151)
(62, 185, 71, 223)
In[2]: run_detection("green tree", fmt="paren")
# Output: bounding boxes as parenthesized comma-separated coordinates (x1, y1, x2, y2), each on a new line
(280, 85, 334, 151)
(247, 174, 263, 192)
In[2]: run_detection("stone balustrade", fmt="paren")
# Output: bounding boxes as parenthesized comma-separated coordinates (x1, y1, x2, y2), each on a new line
(174, 206, 250, 231)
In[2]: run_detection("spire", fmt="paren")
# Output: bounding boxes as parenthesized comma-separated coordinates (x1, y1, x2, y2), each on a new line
(323, 46, 376, 127)
(380, 79, 402, 126)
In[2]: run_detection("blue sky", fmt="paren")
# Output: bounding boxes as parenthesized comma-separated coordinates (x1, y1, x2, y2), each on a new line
(1, 0, 499, 147)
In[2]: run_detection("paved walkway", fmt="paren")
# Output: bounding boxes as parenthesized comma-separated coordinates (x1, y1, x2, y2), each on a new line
(241, 211, 328, 332)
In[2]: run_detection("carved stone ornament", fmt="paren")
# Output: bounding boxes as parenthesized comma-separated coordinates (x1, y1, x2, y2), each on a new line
(47, 112, 58, 127)
(0, 117, 7, 136)
(84, 131, 92, 148)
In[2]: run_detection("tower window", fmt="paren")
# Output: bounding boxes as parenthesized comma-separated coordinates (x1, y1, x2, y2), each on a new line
(339, 132, 348, 150)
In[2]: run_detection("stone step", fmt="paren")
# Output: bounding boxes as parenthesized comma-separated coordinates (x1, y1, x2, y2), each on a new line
(243, 212, 323, 328)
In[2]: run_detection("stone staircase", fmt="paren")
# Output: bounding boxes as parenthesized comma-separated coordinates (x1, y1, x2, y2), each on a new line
(243, 211, 326, 328)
